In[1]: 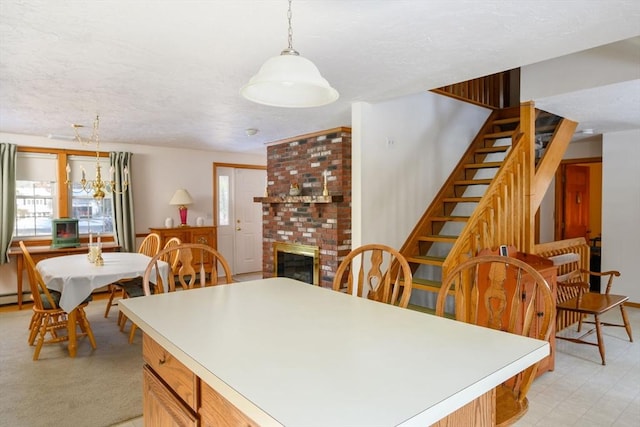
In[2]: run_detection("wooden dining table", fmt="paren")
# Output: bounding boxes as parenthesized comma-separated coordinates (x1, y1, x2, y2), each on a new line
(120, 277, 550, 426)
(36, 252, 169, 357)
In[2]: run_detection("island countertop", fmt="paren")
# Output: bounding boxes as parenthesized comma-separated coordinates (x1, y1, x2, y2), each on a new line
(120, 277, 548, 426)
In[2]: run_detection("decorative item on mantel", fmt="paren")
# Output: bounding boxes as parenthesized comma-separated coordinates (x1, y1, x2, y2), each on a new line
(169, 189, 193, 226)
(322, 170, 329, 196)
(289, 182, 301, 196)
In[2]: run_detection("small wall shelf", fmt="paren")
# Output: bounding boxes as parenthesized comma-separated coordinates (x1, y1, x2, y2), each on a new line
(253, 195, 343, 204)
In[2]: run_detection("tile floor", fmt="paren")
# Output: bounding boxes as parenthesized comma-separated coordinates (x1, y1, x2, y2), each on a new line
(112, 305, 639, 427)
(516, 306, 639, 426)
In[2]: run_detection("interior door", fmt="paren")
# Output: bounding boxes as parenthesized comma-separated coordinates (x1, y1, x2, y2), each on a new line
(215, 165, 265, 275)
(563, 164, 590, 240)
(233, 168, 265, 274)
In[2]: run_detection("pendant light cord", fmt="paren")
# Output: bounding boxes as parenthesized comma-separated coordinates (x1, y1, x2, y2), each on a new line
(282, 0, 299, 56)
(287, 0, 293, 50)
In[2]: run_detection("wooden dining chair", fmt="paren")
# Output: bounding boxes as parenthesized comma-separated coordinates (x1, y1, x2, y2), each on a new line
(19, 241, 97, 360)
(332, 244, 413, 308)
(435, 255, 555, 426)
(126, 243, 233, 343)
(554, 268, 632, 365)
(105, 232, 161, 318)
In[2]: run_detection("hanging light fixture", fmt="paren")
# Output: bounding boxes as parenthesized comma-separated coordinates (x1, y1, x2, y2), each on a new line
(65, 115, 128, 200)
(240, 0, 339, 108)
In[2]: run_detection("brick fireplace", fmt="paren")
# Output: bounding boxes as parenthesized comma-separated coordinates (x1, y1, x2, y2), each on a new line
(255, 127, 352, 288)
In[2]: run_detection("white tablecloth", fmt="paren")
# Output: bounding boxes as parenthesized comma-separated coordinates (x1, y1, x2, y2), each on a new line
(37, 252, 168, 312)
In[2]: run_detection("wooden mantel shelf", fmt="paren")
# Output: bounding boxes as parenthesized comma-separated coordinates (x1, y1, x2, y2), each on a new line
(253, 195, 343, 204)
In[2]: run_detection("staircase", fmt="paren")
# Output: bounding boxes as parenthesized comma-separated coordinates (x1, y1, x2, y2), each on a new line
(399, 101, 577, 313)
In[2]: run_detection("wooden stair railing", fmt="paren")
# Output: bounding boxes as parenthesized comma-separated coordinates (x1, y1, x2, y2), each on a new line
(432, 69, 518, 109)
(400, 101, 577, 313)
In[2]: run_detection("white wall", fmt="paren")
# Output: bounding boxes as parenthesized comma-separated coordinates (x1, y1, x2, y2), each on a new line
(352, 92, 491, 249)
(0, 132, 266, 300)
(601, 130, 640, 302)
(521, 37, 639, 99)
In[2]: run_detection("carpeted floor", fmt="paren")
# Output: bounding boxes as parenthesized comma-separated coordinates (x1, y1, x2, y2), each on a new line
(0, 301, 143, 427)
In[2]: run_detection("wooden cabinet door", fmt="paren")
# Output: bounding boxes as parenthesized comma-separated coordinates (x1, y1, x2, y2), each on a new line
(143, 366, 198, 427)
(191, 227, 216, 268)
(200, 381, 258, 427)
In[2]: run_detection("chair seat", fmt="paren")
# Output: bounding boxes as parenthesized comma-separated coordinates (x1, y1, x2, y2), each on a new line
(39, 290, 61, 310)
(495, 384, 529, 426)
(40, 290, 92, 310)
(556, 293, 628, 315)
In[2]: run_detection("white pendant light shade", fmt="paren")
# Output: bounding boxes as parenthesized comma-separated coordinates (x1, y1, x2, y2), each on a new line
(241, 53, 339, 108)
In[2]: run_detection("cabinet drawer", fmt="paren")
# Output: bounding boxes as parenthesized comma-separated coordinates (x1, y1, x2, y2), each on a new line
(200, 381, 258, 427)
(143, 334, 198, 411)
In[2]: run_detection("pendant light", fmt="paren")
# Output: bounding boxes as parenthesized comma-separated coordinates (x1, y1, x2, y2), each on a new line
(240, 0, 339, 108)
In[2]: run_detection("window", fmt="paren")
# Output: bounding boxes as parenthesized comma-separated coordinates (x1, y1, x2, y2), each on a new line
(15, 147, 114, 240)
(218, 175, 230, 226)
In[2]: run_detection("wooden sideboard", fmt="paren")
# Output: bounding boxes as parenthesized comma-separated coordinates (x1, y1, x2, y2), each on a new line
(149, 226, 217, 270)
(7, 242, 120, 309)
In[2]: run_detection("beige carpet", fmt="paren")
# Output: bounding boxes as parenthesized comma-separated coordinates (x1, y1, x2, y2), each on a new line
(0, 301, 143, 427)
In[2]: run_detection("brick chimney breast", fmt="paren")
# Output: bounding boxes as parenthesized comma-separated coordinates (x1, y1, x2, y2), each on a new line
(260, 128, 352, 288)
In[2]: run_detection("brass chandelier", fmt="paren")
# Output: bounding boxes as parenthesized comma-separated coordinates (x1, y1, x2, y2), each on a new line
(64, 115, 128, 200)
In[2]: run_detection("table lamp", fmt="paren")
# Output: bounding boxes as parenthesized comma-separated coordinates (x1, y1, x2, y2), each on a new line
(169, 189, 193, 226)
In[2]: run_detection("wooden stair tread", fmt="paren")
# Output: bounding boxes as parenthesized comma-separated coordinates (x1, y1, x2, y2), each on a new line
(418, 235, 458, 243)
(443, 197, 481, 203)
(406, 255, 445, 266)
(492, 117, 520, 125)
(475, 145, 509, 154)
(464, 162, 503, 169)
(454, 179, 492, 186)
(484, 130, 514, 139)
(431, 215, 469, 222)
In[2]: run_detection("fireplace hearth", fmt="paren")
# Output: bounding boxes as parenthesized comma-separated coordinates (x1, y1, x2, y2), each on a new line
(274, 242, 319, 285)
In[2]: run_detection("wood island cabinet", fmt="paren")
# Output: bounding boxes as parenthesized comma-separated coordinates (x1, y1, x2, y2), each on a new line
(142, 334, 257, 426)
(149, 226, 217, 269)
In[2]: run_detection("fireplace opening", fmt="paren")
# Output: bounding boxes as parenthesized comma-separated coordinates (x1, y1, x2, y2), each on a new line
(274, 242, 320, 285)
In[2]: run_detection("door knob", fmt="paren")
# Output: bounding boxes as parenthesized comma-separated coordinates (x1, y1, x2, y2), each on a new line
(236, 227, 241, 231)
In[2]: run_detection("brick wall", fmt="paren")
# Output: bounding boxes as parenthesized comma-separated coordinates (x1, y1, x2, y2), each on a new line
(260, 127, 352, 288)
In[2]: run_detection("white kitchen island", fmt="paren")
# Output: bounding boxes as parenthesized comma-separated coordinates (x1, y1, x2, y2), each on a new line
(119, 277, 549, 426)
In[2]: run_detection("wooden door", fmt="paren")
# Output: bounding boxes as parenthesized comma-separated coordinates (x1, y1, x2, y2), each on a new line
(563, 164, 590, 240)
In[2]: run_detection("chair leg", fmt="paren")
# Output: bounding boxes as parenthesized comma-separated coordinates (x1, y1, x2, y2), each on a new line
(28, 313, 42, 345)
(33, 314, 49, 361)
(594, 314, 606, 365)
(77, 308, 97, 349)
(619, 305, 634, 342)
(577, 313, 584, 332)
(104, 284, 122, 318)
(119, 313, 128, 332)
(128, 323, 138, 344)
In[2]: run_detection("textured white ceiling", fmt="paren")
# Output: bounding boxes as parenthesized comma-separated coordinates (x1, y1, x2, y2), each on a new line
(1, 0, 639, 155)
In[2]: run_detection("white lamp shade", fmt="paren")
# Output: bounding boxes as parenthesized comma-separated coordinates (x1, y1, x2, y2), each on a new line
(240, 54, 339, 108)
(169, 189, 193, 206)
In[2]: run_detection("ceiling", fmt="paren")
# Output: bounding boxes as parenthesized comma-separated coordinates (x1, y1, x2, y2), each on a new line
(1, 1, 639, 155)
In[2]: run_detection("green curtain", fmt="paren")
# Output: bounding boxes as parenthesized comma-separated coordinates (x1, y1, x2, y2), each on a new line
(0, 143, 17, 263)
(110, 152, 136, 252)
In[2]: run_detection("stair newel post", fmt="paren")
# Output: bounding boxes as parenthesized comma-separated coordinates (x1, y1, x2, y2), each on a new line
(520, 101, 536, 253)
